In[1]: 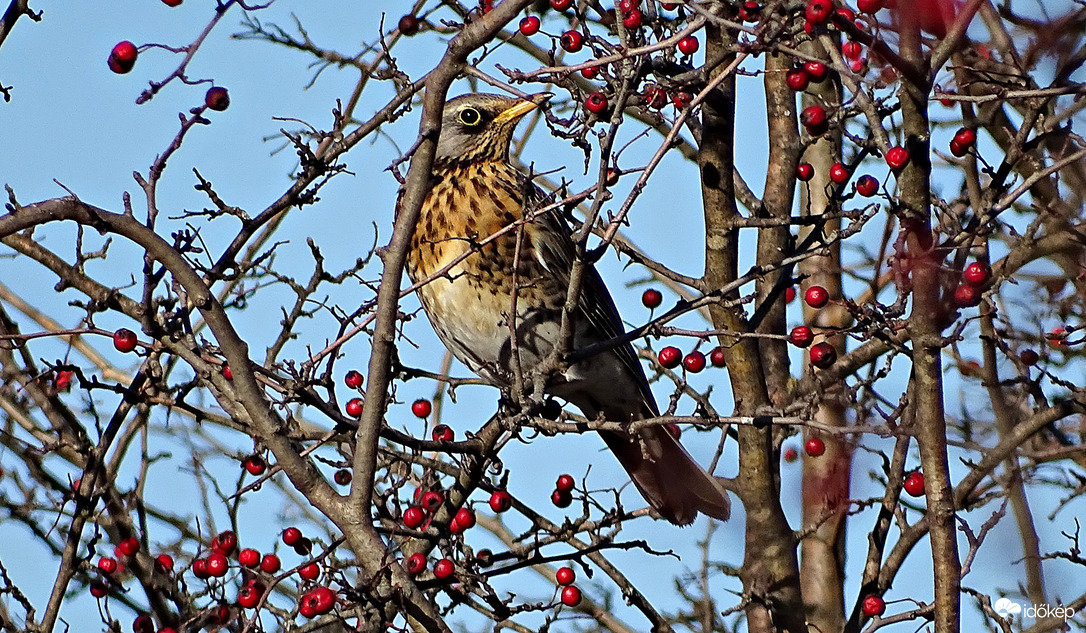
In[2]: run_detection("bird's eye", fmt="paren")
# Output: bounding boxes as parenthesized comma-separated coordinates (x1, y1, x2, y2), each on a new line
(458, 107, 482, 126)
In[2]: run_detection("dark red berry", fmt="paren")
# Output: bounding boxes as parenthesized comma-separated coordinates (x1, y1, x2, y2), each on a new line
(796, 163, 815, 181)
(211, 530, 237, 556)
(581, 65, 599, 79)
(622, 8, 642, 28)
(709, 347, 726, 367)
(856, 174, 878, 197)
(666, 423, 681, 439)
(243, 454, 266, 476)
(454, 507, 476, 530)
(789, 326, 814, 348)
(118, 537, 140, 557)
(804, 436, 826, 457)
(238, 548, 260, 568)
(204, 86, 229, 111)
(345, 398, 363, 417)
(800, 105, 828, 134)
(555, 474, 575, 492)
(842, 40, 863, 60)
(405, 552, 426, 575)
(98, 557, 118, 574)
(551, 488, 573, 508)
(155, 554, 174, 573)
(344, 370, 363, 388)
(133, 614, 154, 633)
(90, 581, 109, 598)
(683, 351, 706, 373)
(658, 346, 682, 368)
(282, 527, 303, 546)
(431, 424, 454, 442)
(738, 1, 762, 21)
(1019, 349, 1039, 366)
(260, 553, 281, 573)
(108, 41, 138, 74)
(642, 288, 663, 308)
(113, 328, 137, 353)
(556, 566, 575, 586)
(786, 286, 797, 303)
(642, 84, 667, 109)
(398, 14, 420, 36)
(809, 342, 837, 368)
(786, 68, 810, 91)
(334, 469, 352, 485)
(162, 0, 183, 6)
(784, 447, 799, 462)
(953, 283, 980, 308)
(804, 285, 829, 308)
(192, 558, 209, 579)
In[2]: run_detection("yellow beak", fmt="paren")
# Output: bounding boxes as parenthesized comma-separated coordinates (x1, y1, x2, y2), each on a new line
(494, 93, 550, 124)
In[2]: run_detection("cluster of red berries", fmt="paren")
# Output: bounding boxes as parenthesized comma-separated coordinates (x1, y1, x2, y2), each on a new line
(554, 566, 583, 606)
(91, 536, 143, 597)
(953, 261, 991, 308)
(949, 127, 977, 157)
(800, 286, 837, 369)
(656, 346, 726, 372)
(551, 473, 575, 508)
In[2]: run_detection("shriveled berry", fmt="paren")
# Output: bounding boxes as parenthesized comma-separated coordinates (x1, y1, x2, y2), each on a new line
(709, 347, 726, 367)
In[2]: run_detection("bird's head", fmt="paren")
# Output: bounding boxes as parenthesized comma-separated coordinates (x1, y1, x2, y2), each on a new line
(435, 93, 547, 165)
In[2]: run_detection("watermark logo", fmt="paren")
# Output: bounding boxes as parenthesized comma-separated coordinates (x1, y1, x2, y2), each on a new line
(994, 598, 1022, 617)
(993, 597, 1077, 621)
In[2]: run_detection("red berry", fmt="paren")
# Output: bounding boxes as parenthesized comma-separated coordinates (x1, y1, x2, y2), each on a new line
(786, 68, 810, 91)
(622, 8, 642, 28)
(862, 594, 886, 616)
(962, 262, 990, 286)
(618, 0, 638, 11)
(809, 342, 837, 368)
(560, 30, 584, 53)
(344, 370, 363, 388)
(1020, 349, 1039, 366)
(299, 562, 320, 580)
(849, 57, 867, 73)
(738, 1, 762, 21)
(885, 146, 910, 170)
(403, 506, 426, 529)
(857, 0, 882, 13)
(238, 548, 260, 568)
(334, 469, 352, 485)
(556, 566, 576, 586)
(53, 370, 75, 391)
(206, 552, 228, 577)
(581, 65, 599, 79)
(953, 127, 977, 152)
(243, 454, 266, 476)
(398, 14, 420, 36)
(786, 286, 797, 303)
(211, 530, 237, 556)
(657, 346, 682, 368)
(804, 437, 826, 457)
(903, 471, 925, 496)
(789, 326, 814, 348)
(796, 163, 815, 181)
(155, 554, 174, 573)
(834, 6, 856, 22)
(411, 398, 432, 418)
(192, 558, 209, 579)
(282, 527, 303, 546)
(709, 347, 726, 367)
(454, 507, 476, 530)
(560, 585, 582, 606)
(949, 139, 967, 157)
(162, 0, 183, 5)
(585, 92, 608, 114)
(259, 553, 281, 574)
(642, 288, 663, 308)
(642, 84, 667, 109)
(804, 61, 828, 81)
(683, 351, 706, 373)
(431, 424, 454, 442)
(489, 490, 513, 513)
(112, 328, 137, 353)
(805, 0, 832, 24)
(783, 447, 799, 462)
(829, 162, 850, 184)
(221, 363, 233, 380)
(405, 552, 426, 575)
(300, 586, 335, 616)
(804, 285, 829, 308)
(855, 174, 878, 197)
(108, 41, 138, 74)
(433, 558, 455, 579)
(118, 537, 140, 557)
(666, 423, 681, 439)
(800, 105, 828, 134)
(237, 584, 261, 609)
(421, 490, 445, 513)
(842, 40, 862, 60)
(551, 0, 572, 10)
(555, 474, 575, 492)
(678, 36, 699, 55)
(519, 16, 541, 35)
(345, 397, 364, 417)
(953, 283, 980, 308)
(204, 86, 229, 111)
(133, 614, 154, 633)
(98, 557, 118, 574)
(90, 580, 109, 598)
(551, 488, 573, 508)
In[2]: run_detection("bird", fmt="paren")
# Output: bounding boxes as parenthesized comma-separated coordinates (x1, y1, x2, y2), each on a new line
(404, 92, 730, 525)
